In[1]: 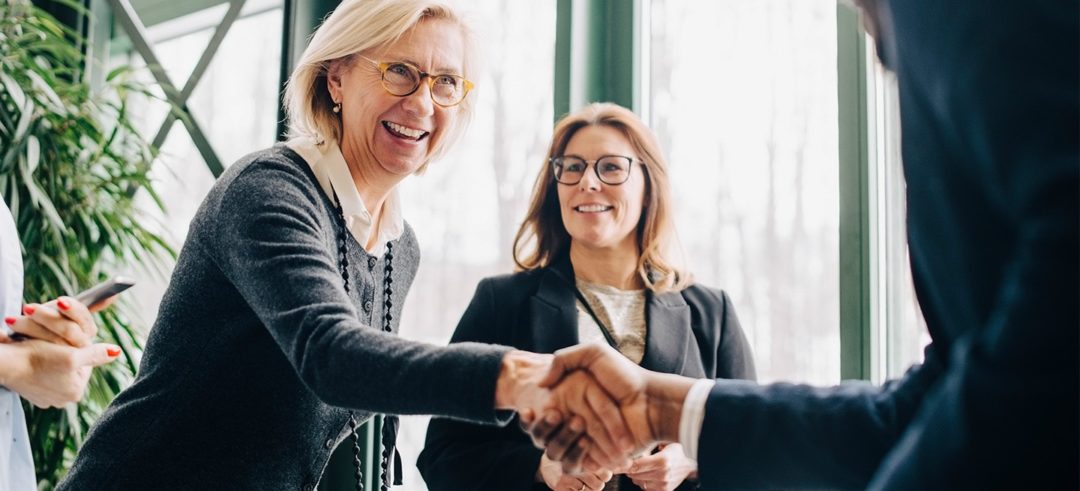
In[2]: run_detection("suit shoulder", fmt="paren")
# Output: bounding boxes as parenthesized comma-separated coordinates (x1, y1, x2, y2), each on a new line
(475, 269, 545, 302)
(680, 283, 730, 308)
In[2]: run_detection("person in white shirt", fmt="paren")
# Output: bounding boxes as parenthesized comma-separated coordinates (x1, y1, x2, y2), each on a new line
(0, 200, 122, 491)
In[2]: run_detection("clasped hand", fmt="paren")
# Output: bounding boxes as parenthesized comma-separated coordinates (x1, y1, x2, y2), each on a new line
(503, 343, 693, 475)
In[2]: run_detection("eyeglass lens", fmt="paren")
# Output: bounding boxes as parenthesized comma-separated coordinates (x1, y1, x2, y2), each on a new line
(553, 156, 633, 185)
(382, 62, 467, 106)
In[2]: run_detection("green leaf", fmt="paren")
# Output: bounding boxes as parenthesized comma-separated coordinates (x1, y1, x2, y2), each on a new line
(25, 134, 39, 173)
(12, 98, 33, 142)
(0, 72, 27, 109)
(26, 69, 67, 116)
(19, 166, 64, 232)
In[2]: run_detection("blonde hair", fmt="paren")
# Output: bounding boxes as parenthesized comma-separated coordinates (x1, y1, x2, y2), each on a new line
(283, 0, 476, 172)
(513, 103, 691, 293)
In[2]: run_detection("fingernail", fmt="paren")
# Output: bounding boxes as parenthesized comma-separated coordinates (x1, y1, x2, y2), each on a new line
(22, 305, 34, 315)
(57, 299, 70, 310)
(106, 347, 121, 357)
(3, 317, 14, 326)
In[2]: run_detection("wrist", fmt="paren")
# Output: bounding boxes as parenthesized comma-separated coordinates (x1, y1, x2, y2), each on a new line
(494, 350, 551, 409)
(644, 372, 695, 442)
(0, 343, 29, 391)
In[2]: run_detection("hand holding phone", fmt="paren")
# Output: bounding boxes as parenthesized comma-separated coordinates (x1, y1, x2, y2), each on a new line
(5, 277, 135, 344)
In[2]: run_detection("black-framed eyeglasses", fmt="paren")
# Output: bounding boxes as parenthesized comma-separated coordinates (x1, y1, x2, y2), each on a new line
(550, 155, 642, 185)
(361, 57, 474, 107)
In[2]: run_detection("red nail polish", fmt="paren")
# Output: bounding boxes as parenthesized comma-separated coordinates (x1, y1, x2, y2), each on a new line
(22, 305, 34, 315)
(57, 299, 70, 310)
(3, 317, 14, 326)
(106, 347, 121, 357)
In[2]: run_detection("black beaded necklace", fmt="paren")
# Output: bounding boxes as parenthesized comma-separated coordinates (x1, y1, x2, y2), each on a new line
(331, 189, 398, 491)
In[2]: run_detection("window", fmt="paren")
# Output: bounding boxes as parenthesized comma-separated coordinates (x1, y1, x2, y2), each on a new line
(866, 52, 930, 382)
(109, 0, 284, 328)
(648, 0, 840, 384)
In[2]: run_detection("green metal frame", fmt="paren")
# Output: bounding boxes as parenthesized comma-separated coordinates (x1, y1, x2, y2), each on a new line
(836, 3, 874, 381)
(554, 0, 637, 121)
(275, 0, 339, 141)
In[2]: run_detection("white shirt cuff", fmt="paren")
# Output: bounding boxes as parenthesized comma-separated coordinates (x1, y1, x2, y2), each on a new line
(678, 379, 715, 461)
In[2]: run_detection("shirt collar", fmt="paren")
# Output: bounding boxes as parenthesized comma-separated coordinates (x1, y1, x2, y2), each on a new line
(286, 137, 404, 256)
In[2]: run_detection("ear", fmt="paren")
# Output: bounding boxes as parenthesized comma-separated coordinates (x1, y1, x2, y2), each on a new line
(326, 61, 344, 103)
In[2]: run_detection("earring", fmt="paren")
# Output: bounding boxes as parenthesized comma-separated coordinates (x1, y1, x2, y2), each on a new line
(332, 102, 341, 114)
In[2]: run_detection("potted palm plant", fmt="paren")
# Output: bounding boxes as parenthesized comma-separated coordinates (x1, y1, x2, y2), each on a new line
(0, 0, 172, 487)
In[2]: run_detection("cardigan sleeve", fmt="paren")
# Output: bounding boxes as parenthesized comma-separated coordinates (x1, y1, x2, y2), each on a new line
(418, 278, 545, 491)
(204, 159, 511, 423)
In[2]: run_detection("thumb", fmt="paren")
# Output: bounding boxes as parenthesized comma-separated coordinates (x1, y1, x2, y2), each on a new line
(627, 453, 664, 474)
(87, 295, 117, 313)
(75, 343, 122, 368)
(539, 344, 599, 388)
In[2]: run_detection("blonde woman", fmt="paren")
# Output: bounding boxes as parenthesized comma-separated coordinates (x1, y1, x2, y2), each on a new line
(419, 103, 757, 491)
(57, 2, 632, 489)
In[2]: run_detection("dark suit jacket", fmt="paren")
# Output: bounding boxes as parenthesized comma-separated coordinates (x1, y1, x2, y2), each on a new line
(697, 1, 1079, 490)
(418, 256, 757, 490)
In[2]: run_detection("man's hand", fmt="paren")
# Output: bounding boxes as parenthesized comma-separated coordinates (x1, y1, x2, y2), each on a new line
(0, 337, 121, 408)
(495, 350, 635, 472)
(525, 344, 697, 473)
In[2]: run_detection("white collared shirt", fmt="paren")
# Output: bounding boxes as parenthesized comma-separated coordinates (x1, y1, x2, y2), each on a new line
(678, 379, 717, 461)
(286, 137, 404, 256)
(0, 201, 35, 491)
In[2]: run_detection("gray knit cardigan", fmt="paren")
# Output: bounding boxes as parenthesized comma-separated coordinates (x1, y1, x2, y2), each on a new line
(57, 145, 511, 490)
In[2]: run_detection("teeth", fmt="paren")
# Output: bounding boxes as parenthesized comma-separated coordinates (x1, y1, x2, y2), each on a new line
(575, 204, 612, 213)
(385, 121, 427, 139)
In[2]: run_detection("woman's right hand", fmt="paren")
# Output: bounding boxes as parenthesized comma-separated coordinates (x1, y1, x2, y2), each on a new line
(539, 453, 613, 491)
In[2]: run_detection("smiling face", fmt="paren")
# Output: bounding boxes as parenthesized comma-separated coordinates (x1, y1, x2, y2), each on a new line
(557, 125, 647, 253)
(327, 18, 465, 178)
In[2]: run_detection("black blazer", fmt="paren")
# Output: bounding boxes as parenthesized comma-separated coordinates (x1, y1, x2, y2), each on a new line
(418, 256, 757, 491)
(696, 1, 1078, 490)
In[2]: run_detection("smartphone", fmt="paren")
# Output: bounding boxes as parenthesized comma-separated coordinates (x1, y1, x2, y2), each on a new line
(74, 276, 136, 308)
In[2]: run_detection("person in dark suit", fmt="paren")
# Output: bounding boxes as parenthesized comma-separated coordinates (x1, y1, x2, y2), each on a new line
(418, 102, 756, 491)
(526, 0, 1078, 489)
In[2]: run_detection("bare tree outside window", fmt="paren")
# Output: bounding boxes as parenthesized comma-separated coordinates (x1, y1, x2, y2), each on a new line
(650, 0, 841, 384)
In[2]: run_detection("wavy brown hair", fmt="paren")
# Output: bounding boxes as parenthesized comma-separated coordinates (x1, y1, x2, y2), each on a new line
(512, 102, 690, 292)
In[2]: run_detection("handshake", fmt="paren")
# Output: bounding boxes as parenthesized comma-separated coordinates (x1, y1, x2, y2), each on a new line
(494, 342, 698, 474)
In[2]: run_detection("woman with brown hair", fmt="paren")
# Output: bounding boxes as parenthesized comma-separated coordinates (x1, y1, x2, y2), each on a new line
(419, 102, 757, 491)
